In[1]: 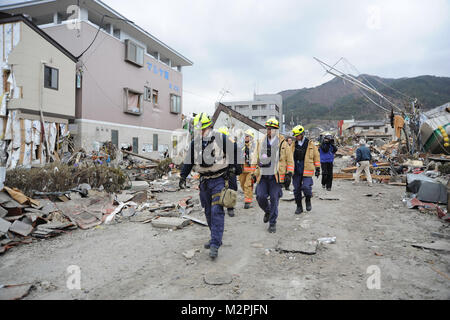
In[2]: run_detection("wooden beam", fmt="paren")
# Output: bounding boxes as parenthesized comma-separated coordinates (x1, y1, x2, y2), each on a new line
(333, 173, 391, 181)
(121, 149, 161, 163)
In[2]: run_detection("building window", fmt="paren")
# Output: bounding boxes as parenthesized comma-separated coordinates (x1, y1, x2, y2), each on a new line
(363, 126, 370, 130)
(385, 127, 388, 133)
(125, 39, 144, 67)
(144, 86, 152, 101)
(260, 104, 267, 110)
(132, 137, 139, 153)
(113, 28, 121, 39)
(124, 88, 143, 115)
(170, 94, 181, 114)
(153, 134, 158, 151)
(44, 66, 58, 90)
(252, 105, 258, 110)
(111, 130, 118, 147)
(152, 89, 159, 105)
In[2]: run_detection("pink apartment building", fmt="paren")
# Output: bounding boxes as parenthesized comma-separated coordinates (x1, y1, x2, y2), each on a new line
(1, 0, 193, 157)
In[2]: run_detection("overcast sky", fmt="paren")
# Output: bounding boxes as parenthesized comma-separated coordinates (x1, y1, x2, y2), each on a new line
(5, 0, 450, 116)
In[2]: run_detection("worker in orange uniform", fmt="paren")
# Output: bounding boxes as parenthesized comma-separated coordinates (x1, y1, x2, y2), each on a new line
(239, 129, 257, 209)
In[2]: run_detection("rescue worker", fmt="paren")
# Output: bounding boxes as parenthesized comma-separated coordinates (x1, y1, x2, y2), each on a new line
(179, 114, 239, 259)
(291, 125, 320, 214)
(239, 129, 257, 209)
(217, 126, 240, 217)
(255, 118, 294, 233)
(319, 134, 338, 191)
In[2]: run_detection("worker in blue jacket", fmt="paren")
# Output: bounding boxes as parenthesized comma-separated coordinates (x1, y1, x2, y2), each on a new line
(319, 134, 337, 191)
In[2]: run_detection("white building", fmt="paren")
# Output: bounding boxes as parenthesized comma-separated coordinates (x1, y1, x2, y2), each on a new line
(217, 94, 283, 127)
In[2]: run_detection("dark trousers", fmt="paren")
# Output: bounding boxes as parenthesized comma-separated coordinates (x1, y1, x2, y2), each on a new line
(256, 175, 282, 226)
(199, 177, 225, 248)
(321, 162, 333, 189)
(293, 173, 313, 201)
(293, 159, 313, 201)
(227, 173, 237, 211)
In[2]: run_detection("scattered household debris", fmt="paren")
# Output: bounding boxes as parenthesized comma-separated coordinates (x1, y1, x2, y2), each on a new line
(276, 239, 318, 255)
(411, 241, 450, 253)
(203, 272, 233, 285)
(151, 217, 190, 229)
(182, 248, 200, 259)
(0, 283, 35, 300)
(317, 237, 336, 244)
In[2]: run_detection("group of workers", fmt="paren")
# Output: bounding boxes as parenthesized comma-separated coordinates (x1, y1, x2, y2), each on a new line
(179, 114, 341, 260)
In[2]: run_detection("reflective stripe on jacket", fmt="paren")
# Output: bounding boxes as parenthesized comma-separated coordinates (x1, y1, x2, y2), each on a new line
(242, 141, 257, 173)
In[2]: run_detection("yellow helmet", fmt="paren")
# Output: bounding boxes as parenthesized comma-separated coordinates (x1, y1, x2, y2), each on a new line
(292, 125, 305, 137)
(244, 129, 255, 138)
(265, 118, 279, 129)
(217, 126, 229, 136)
(193, 112, 212, 130)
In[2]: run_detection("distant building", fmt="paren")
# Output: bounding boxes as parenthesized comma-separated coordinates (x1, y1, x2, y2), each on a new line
(0, 0, 193, 157)
(345, 120, 394, 141)
(217, 94, 283, 128)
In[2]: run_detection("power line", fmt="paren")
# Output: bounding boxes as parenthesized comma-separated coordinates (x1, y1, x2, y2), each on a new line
(75, 1, 134, 59)
(314, 57, 403, 113)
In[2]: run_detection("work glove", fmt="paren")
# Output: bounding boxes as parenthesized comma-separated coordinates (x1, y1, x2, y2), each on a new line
(284, 172, 292, 190)
(235, 165, 243, 176)
(356, 162, 361, 167)
(251, 174, 257, 184)
(315, 168, 320, 179)
(179, 177, 186, 189)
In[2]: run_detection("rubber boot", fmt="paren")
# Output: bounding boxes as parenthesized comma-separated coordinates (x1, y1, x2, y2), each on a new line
(268, 224, 276, 233)
(204, 241, 211, 249)
(263, 210, 270, 223)
(305, 196, 312, 211)
(209, 246, 218, 259)
(227, 208, 235, 217)
(295, 199, 303, 215)
(244, 203, 251, 209)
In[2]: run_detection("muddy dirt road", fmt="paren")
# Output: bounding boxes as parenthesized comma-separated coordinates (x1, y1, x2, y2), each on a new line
(0, 177, 449, 300)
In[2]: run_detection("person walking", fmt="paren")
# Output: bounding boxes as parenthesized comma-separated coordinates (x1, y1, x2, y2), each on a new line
(255, 118, 294, 233)
(239, 129, 257, 209)
(353, 139, 373, 186)
(179, 114, 239, 259)
(291, 125, 321, 214)
(319, 134, 338, 191)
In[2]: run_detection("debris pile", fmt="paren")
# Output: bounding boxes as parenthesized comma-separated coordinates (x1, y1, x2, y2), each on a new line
(4, 163, 128, 196)
(0, 161, 205, 255)
(334, 137, 449, 223)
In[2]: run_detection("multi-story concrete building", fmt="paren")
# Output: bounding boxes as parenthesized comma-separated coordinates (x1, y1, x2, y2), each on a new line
(0, 0, 193, 157)
(217, 94, 283, 128)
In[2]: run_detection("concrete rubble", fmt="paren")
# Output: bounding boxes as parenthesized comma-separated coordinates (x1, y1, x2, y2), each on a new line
(0, 148, 206, 257)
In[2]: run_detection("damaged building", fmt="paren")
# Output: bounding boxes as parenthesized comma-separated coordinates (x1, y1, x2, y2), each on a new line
(0, 0, 193, 159)
(0, 13, 77, 169)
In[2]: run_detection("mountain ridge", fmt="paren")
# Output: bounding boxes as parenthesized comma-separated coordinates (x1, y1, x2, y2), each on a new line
(279, 74, 450, 123)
